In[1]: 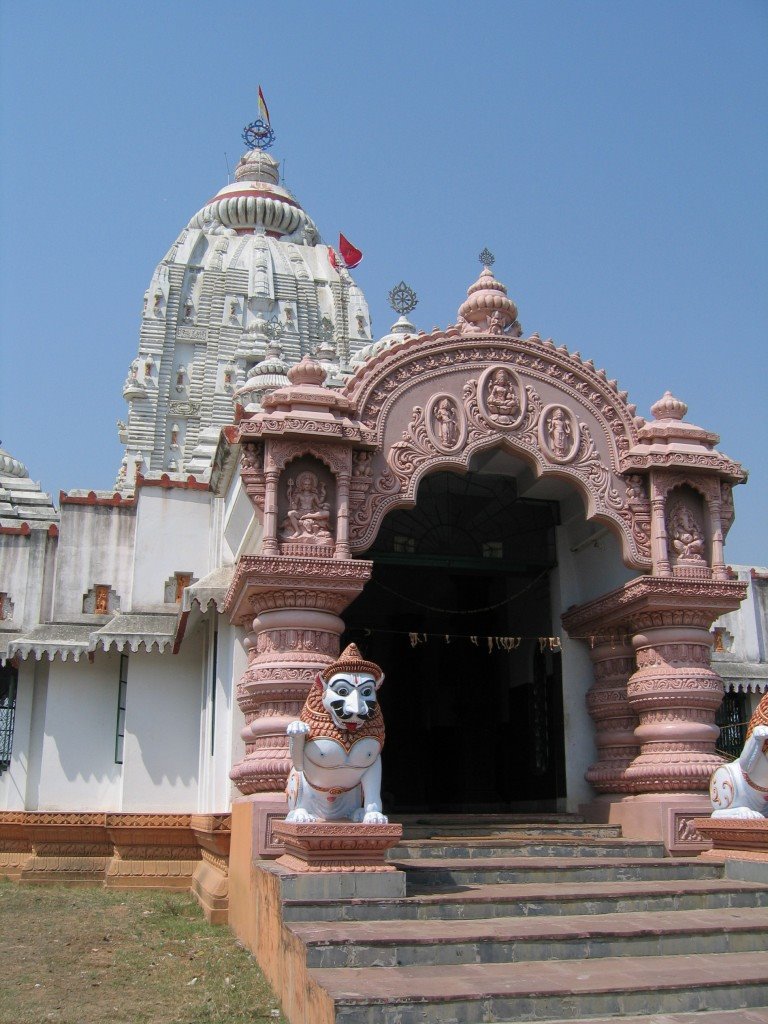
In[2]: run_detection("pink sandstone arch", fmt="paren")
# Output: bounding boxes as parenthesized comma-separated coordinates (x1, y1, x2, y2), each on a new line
(343, 326, 651, 568)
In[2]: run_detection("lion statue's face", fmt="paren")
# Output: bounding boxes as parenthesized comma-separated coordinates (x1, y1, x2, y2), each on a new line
(321, 671, 379, 732)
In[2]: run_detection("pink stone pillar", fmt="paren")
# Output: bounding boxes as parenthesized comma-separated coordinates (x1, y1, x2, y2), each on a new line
(225, 556, 372, 856)
(707, 497, 727, 581)
(584, 639, 641, 794)
(623, 619, 724, 792)
(261, 470, 280, 557)
(335, 472, 351, 560)
(650, 488, 672, 576)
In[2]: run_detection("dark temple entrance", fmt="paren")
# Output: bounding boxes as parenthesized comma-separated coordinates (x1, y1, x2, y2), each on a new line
(342, 470, 566, 813)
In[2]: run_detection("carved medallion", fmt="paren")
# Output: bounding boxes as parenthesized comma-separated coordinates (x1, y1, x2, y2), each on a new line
(426, 394, 465, 453)
(539, 404, 579, 463)
(478, 365, 526, 428)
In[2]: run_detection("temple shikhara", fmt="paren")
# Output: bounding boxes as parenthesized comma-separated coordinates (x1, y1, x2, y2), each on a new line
(1, 110, 768, 1007)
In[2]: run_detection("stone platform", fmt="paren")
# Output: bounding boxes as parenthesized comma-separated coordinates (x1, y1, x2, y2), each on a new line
(273, 821, 403, 873)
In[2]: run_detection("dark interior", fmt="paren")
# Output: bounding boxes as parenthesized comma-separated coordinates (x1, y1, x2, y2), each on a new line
(342, 470, 567, 813)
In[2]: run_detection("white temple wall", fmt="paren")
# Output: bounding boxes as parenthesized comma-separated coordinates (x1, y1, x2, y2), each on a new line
(197, 616, 247, 812)
(34, 655, 122, 811)
(0, 659, 37, 810)
(131, 489, 211, 610)
(552, 503, 636, 813)
(120, 637, 203, 811)
(222, 476, 260, 562)
(51, 504, 136, 619)
(1, 531, 54, 630)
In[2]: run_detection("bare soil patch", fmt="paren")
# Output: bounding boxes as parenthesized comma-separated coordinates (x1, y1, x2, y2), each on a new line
(0, 880, 287, 1024)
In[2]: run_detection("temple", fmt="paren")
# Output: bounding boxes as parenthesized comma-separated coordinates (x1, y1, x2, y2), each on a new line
(1, 116, 767, 903)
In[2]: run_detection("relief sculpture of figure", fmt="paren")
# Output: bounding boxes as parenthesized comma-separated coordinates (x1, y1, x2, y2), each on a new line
(285, 644, 388, 824)
(281, 471, 332, 542)
(433, 398, 459, 448)
(667, 502, 706, 562)
(486, 369, 520, 423)
(546, 407, 572, 459)
(710, 693, 768, 819)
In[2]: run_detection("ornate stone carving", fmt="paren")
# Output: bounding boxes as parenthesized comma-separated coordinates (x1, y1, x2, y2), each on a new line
(540, 404, 579, 463)
(279, 470, 334, 553)
(427, 395, 464, 452)
(285, 644, 388, 825)
(584, 640, 640, 794)
(479, 366, 525, 427)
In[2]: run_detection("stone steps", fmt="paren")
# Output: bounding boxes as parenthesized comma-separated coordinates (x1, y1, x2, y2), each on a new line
(266, 822, 768, 1023)
(292, 906, 768, 968)
(392, 838, 666, 859)
(396, 855, 724, 886)
(282, 877, 768, 922)
(319, 951, 768, 1024)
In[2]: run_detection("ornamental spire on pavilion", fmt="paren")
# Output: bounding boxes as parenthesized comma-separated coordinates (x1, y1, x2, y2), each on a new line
(117, 106, 373, 491)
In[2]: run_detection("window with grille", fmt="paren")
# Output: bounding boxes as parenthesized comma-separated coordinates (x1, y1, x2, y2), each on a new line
(716, 688, 748, 761)
(0, 663, 18, 774)
(115, 654, 128, 764)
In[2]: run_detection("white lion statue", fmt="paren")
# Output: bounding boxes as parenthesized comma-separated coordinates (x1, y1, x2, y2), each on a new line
(710, 691, 768, 819)
(285, 644, 388, 825)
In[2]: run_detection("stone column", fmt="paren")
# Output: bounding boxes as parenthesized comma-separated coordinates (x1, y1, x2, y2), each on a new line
(707, 496, 727, 582)
(561, 575, 746, 851)
(584, 638, 640, 794)
(650, 488, 672, 576)
(261, 469, 280, 557)
(225, 555, 372, 857)
(335, 471, 351, 560)
(624, 617, 723, 792)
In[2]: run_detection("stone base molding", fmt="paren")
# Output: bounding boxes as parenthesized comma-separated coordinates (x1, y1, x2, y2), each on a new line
(0, 811, 231, 919)
(693, 817, 768, 863)
(273, 821, 403, 873)
(581, 793, 713, 856)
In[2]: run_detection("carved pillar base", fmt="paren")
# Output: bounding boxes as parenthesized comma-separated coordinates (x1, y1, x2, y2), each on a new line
(584, 639, 640, 794)
(563, 576, 747, 854)
(624, 623, 724, 793)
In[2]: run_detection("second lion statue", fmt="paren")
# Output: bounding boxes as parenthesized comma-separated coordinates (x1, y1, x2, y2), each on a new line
(285, 644, 388, 824)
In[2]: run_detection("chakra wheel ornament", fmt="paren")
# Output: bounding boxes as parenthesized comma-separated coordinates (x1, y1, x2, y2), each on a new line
(388, 281, 418, 316)
(242, 118, 276, 151)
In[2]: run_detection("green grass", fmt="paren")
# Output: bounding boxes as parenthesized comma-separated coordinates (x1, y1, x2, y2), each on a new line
(0, 880, 287, 1024)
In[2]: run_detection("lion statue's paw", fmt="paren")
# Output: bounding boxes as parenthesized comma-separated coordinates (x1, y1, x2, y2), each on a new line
(352, 808, 388, 825)
(285, 808, 318, 823)
(286, 720, 311, 737)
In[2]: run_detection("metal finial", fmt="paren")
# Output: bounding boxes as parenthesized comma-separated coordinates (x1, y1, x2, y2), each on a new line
(479, 248, 495, 268)
(388, 281, 418, 316)
(242, 119, 275, 151)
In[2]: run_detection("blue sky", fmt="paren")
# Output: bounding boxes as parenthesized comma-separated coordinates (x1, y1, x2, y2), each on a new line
(1, 1, 766, 564)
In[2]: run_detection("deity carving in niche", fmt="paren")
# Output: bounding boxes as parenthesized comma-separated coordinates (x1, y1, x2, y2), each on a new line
(153, 292, 163, 316)
(431, 397, 460, 450)
(353, 450, 373, 479)
(280, 471, 333, 546)
(94, 585, 110, 615)
(667, 500, 706, 564)
(485, 368, 521, 424)
(183, 297, 195, 323)
(546, 407, 573, 460)
(625, 475, 647, 503)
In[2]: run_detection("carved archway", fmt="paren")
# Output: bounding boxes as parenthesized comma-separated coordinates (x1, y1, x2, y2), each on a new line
(344, 329, 651, 568)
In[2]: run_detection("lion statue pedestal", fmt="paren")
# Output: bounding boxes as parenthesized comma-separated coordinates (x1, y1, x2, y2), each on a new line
(274, 644, 402, 873)
(695, 692, 768, 862)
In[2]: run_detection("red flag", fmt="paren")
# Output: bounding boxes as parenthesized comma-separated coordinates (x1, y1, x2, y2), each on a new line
(339, 233, 363, 268)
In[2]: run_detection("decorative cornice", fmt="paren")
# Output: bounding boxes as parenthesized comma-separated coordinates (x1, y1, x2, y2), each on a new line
(562, 575, 748, 636)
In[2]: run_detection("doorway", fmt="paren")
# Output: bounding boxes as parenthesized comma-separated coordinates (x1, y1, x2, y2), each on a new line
(342, 470, 567, 813)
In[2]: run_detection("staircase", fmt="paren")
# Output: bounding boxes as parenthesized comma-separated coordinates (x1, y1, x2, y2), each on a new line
(274, 816, 768, 1024)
